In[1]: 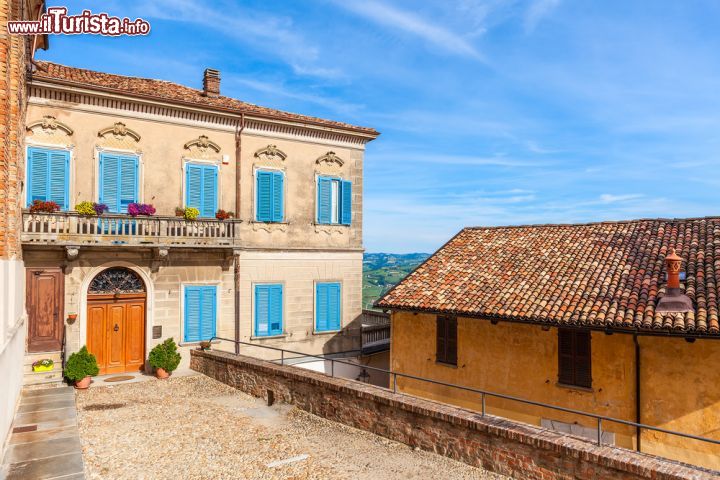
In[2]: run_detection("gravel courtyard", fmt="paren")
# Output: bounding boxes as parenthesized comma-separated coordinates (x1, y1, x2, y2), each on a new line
(76, 374, 506, 479)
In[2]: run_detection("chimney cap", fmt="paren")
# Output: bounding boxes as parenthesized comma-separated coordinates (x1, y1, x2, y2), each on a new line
(666, 248, 682, 262)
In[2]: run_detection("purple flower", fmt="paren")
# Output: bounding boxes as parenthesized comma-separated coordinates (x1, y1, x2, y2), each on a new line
(127, 203, 155, 217)
(93, 203, 108, 215)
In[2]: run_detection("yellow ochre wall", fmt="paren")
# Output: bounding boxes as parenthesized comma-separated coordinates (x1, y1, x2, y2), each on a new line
(390, 311, 720, 470)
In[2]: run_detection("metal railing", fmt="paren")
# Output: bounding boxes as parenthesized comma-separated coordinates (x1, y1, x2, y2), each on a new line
(208, 336, 720, 451)
(21, 211, 241, 247)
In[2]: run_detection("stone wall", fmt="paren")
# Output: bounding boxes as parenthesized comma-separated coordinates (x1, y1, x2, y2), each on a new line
(191, 349, 719, 480)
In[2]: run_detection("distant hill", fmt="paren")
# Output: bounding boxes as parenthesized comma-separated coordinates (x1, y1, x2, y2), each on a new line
(363, 253, 430, 310)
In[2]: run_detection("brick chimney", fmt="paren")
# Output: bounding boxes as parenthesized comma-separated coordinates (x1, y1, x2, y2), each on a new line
(656, 248, 693, 313)
(203, 68, 220, 98)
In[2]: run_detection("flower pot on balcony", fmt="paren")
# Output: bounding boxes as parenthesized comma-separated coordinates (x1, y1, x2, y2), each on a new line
(74, 376, 92, 389)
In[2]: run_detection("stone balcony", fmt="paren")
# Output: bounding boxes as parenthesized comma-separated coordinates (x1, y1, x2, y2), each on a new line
(21, 211, 242, 252)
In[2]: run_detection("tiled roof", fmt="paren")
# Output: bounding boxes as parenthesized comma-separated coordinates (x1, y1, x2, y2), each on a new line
(31, 61, 379, 136)
(376, 218, 720, 336)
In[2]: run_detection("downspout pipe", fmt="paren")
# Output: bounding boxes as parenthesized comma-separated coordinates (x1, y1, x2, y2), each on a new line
(634, 333, 641, 452)
(233, 114, 245, 354)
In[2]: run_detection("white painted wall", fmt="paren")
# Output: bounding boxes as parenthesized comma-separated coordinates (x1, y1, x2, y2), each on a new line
(0, 259, 26, 453)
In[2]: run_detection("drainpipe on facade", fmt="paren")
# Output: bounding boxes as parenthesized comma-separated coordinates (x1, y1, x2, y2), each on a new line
(233, 114, 245, 354)
(634, 333, 641, 452)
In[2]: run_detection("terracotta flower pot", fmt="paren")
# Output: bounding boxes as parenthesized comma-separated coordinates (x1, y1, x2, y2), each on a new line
(155, 367, 170, 379)
(74, 376, 91, 389)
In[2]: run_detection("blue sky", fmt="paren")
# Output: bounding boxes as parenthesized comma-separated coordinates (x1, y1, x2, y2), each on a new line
(39, 1, 720, 253)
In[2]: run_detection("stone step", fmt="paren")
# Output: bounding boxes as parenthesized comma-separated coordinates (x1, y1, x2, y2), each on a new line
(23, 351, 63, 366)
(23, 369, 64, 387)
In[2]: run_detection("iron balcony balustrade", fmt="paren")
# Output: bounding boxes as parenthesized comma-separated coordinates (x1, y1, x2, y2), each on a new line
(21, 210, 242, 248)
(208, 336, 720, 457)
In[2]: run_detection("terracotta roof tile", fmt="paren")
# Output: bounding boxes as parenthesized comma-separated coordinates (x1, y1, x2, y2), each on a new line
(31, 61, 379, 136)
(376, 217, 720, 336)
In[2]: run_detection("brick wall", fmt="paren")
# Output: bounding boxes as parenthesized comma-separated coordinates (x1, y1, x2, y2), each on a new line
(0, 0, 29, 261)
(191, 349, 718, 480)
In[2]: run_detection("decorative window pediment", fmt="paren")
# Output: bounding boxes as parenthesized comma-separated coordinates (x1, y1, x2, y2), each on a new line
(26, 116, 74, 145)
(316, 151, 344, 167)
(97, 122, 141, 150)
(184, 135, 221, 153)
(254, 145, 287, 165)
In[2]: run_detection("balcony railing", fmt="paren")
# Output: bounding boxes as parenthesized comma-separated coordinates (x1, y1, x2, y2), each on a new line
(22, 211, 241, 248)
(361, 309, 390, 354)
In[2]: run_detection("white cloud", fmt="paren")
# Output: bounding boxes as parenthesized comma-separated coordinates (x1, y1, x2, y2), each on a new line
(524, 0, 561, 33)
(598, 193, 644, 204)
(334, 1, 483, 60)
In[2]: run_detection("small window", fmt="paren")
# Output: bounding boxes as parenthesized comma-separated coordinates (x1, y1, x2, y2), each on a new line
(254, 284, 283, 337)
(436, 316, 457, 365)
(26, 147, 70, 210)
(184, 285, 217, 343)
(558, 329, 592, 388)
(185, 163, 218, 218)
(255, 170, 284, 222)
(315, 282, 341, 332)
(317, 176, 351, 225)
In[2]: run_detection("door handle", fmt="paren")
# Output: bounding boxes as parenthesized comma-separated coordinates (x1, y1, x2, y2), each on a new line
(113, 324, 119, 332)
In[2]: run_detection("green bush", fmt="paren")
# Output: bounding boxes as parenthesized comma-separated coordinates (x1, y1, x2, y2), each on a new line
(148, 338, 181, 372)
(64, 346, 99, 382)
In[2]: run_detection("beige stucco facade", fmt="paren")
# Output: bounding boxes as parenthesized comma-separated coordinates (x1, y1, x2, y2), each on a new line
(20, 71, 374, 378)
(391, 311, 720, 470)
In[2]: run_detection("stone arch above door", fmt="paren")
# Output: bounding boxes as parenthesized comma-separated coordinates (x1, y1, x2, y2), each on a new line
(88, 267, 146, 295)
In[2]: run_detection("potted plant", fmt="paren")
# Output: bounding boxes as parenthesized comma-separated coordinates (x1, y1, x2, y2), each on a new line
(198, 341, 212, 351)
(127, 203, 156, 217)
(175, 207, 185, 217)
(64, 346, 99, 389)
(148, 338, 181, 379)
(215, 209, 234, 221)
(182, 207, 200, 221)
(75, 201, 109, 216)
(32, 359, 54, 372)
(29, 200, 60, 214)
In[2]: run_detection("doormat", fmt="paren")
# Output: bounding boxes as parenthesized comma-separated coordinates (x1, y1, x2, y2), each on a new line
(103, 375, 135, 383)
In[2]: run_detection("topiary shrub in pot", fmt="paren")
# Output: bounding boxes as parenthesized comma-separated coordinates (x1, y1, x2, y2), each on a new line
(148, 338, 181, 379)
(64, 346, 99, 389)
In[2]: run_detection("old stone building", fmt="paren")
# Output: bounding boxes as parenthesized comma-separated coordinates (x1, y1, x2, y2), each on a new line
(20, 61, 378, 381)
(0, 0, 47, 453)
(377, 219, 720, 470)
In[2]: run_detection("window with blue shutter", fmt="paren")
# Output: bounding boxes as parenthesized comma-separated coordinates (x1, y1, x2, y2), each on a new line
(185, 163, 218, 218)
(255, 170, 284, 222)
(184, 285, 217, 342)
(315, 282, 341, 332)
(254, 284, 283, 337)
(26, 147, 70, 210)
(317, 176, 351, 225)
(99, 153, 138, 213)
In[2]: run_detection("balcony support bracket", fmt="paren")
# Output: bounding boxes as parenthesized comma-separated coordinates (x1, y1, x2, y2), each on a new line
(222, 249, 241, 271)
(151, 247, 169, 273)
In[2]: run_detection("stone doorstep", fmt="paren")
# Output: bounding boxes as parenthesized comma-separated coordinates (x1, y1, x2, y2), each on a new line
(21, 393, 74, 406)
(17, 397, 75, 414)
(22, 386, 74, 397)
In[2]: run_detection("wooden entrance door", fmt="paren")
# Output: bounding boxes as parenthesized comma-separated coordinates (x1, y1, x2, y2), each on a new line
(26, 268, 64, 353)
(87, 294, 146, 375)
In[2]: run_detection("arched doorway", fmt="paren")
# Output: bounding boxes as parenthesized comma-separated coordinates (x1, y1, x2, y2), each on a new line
(87, 267, 146, 375)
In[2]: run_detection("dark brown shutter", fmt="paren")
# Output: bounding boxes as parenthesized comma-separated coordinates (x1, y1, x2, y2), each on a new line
(446, 317, 458, 365)
(574, 330, 592, 388)
(436, 316, 446, 363)
(558, 329, 575, 385)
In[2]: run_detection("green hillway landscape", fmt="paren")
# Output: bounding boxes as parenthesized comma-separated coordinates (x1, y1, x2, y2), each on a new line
(362, 253, 429, 310)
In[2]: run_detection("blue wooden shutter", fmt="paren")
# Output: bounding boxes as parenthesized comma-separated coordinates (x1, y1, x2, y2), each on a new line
(328, 283, 341, 330)
(184, 287, 202, 342)
(100, 153, 137, 213)
(28, 148, 49, 205)
(316, 283, 341, 331)
(255, 285, 269, 336)
(99, 154, 120, 213)
(269, 285, 283, 335)
(271, 171, 284, 222)
(200, 286, 217, 340)
(317, 177, 332, 224)
(316, 284, 329, 331)
(340, 180, 352, 225)
(48, 151, 69, 210)
(119, 156, 138, 213)
(201, 166, 218, 218)
(256, 171, 272, 222)
(185, 286, 217, 342)
(186, 164, 202, 213)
